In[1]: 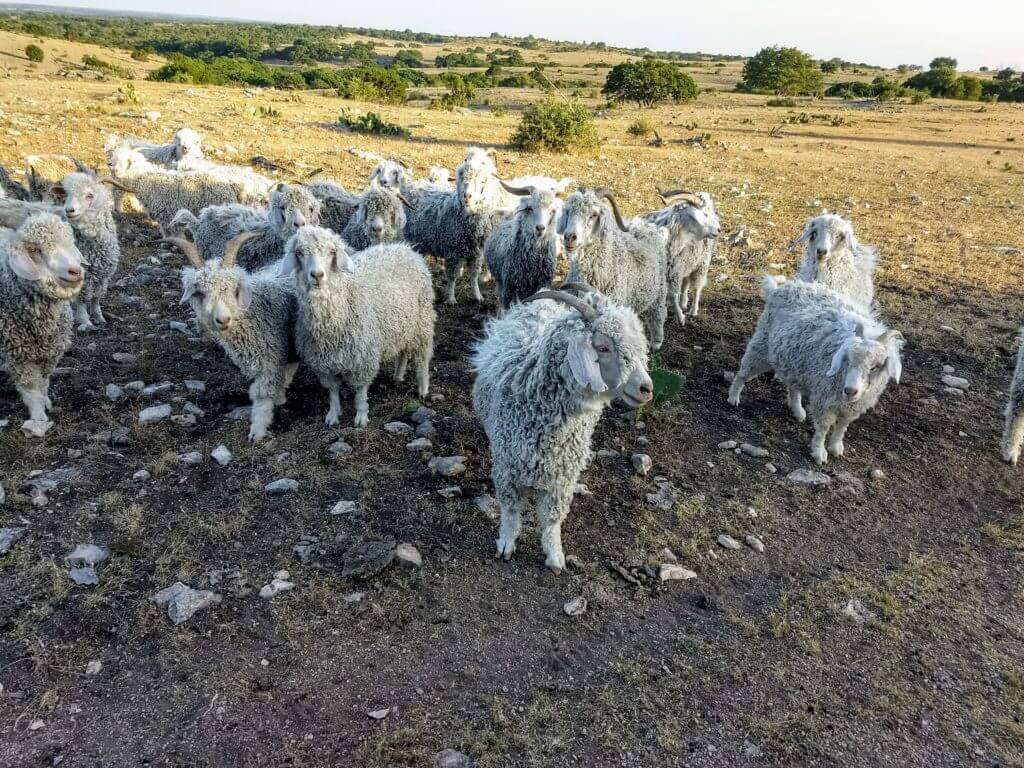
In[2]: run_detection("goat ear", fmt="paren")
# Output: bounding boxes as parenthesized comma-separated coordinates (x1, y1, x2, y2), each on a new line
(236, 276, 253, 311)
(335, 250, 355, 274)
(796, 225, 812, 244)
(8, 247, 44, 282)
(49, 185, 66, 204)
(567, 333, 607, 394)
(179, 284, 195, 305)
(880, 330, 905, 383)
(554, 208, 567, 235)
(828, 340, 851, 377)
(277, 249, 299, 277)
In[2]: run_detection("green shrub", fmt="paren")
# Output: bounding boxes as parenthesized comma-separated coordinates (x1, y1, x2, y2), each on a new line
(257, 105, 281, 119)
(739, 46, 822, 95)
(430, 72, 474, 110)
(766, 97, 798, 107)
(510, 98, 599, 153)
(627, 118, 655, 138)
(82, 54, 133, 79)
(338, 110, 409, 138)
(130, 48, 152, 61)
(490, 104, 507, 117)
(602, 59, 698, 107)
(908, 89, 929, 104)
(25, 44, 44, 63)
(116, 82, 140, 104)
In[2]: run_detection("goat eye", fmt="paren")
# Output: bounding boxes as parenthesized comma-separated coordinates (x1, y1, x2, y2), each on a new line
(808, 231, 817, 240)
(294, 248, 303, 259)
(595, 345, 610, 355)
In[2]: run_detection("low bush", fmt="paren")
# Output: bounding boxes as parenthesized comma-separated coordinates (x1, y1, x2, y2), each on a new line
(627, 118, 655, 138)
(25, 44, 43, 62)
(338, 110, 410, 138)
(510, 98, 599, 153)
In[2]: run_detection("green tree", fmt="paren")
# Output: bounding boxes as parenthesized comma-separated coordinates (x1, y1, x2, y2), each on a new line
(929, 56, 958, 70)
(25, 44, 44, 62)
(601, 59, 698, 107)
(740, 46, 823, 95)
(820, 57, 842, 74)
(392, 48, 423, 68)
(995, 68, 1017, 82)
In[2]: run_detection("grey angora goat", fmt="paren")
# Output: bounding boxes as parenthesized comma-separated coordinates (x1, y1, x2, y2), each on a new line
(0, 168, 121, 332)
(644, 189, 721, 325)
(403, 152, 509, 305)
(340, 186, 415, 251)
(303, 178, 362, 235)
(167, 233, 298, 442)
(104, 128, 204, 169)
(281, 226, 435, 428)
(728, 278, 904, 465)
(559, 188, 670, 350)
(0, 213, 85, 436)
(1002, 332, 1024, 465)
(795, 213, 878, 311)
(472, 288, 653, 573)
(484, 181, 562, 310)
(169, 183, 321, 271)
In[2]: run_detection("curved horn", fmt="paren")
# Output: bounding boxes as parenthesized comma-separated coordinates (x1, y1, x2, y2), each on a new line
(525, 289, 597, 323)
(306, 167, 325, 179)
(221, 231, 259, 269)
(160, 237, 203, 268)
(559, 280, 598, 296)
(98, 176, 132, 193)
(71, 157, 97, 178)
(395, 158, 409, 169)
(395, 192, 416, 210)
(594, 188, 628, 232)
(657, 188, 702, 206)
(498, 178, 533, 197)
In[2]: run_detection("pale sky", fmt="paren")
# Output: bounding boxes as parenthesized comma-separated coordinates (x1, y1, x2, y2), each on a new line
(14, 0, 1024, 70)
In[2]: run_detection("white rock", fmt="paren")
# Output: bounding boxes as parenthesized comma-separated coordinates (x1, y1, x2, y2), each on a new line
(744, 534, 765, 553)
(383, 421, 413, 435)
(870, 468, 885, 480)
(941, 374, 969, 390)
(259, 578, 294, 599)
(631, 453, 652, 476)
(183, 379, 206, 393)
(139, 404, 172, 424)
(764, 462, 778, 474)
(428, 455, 466, 476)
(123, 380, 145, 392)
(151, 582, 220, 625)
(659, 564, 697, 582)
(395, 543, 422, 568)
(718, 440, 738, 450)
(329, 500, 356, 516)
(105, 383, 124, 401)
(85, 660, 102, 675)
(717, 534, 741, 550)
(178, 451, 203, 466)
(327, 440, 353, 456)
(211, 445, 232, 466)
(168, 320, 189, 334)
(840, 598, 876, 626)
(740, 443, 769, 458)
(367, 708, 392, 720)
(659, 547, 677, 562)
(787, 469, 831, 486)
(28, 720, 44, 731)
(406, 437, 432, 452)
(112, 352, 137, 364)
(944, 387, 965, 397)
(563, 596, 588, 616)
(65, 544, 110, 567)
(226, 406, 252, 421)
(68, 566, 99, 585)
(132, 469, 151, 482)
(437, 486, 462, 499)
(274, 569, 290, 580)
(0, 527, 26, 555)
(21, 419, 51, 437)
(942, 365, 955, 374)
(143, 381, 174, 397)
(265, 478, 299, 494)
(183, 402, 204, 417)
(410, 406, 435, 424)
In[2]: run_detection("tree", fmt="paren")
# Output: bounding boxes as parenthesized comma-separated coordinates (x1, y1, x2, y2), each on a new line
(820, 57, 842, 74)
(602, 59, 698, 107)
(929, 57, 958, 70)
(392, 49, 423, 68)
(25, 44, 44, 63)
(740, 46, 823, 95)
(995, 68, 1018, 82)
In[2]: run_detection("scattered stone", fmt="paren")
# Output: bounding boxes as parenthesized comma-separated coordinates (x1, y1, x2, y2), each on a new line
(787, 469, 831, 486)
(112, 352, 137, 365)
(436, 748, 475, 768)
(415, 420, 436, 439)
(659, 564, 697, 582)
(143, 382, 174, 398)
(840, 598, 876, 626)
(764, 462, 778, 474)
(123, 380, 145, 392)
(211, 445, 232, 466)
(178, 451, 203, 466)
(69, 567, 98, 585)
(406, 437, 432, 452)
(259, 578, 294, 599)
(265, 478, 299, 495)
(226, 406, 251, 421)
(717, 440, 738, 450)
(395, 543, 422, 569)
(367, 708, 392, 720)
(21, 419, 51, 438)
(65, 544, 110, 568)
(341, 540, 396, 579)
(475, 494, 500, 519)
(744, 742, 763, 759)
(151, 582, 220, 625)
(168, 320, 190, 334)
(410, 406, 435, 424)
(105, 383, 123, 401)
(942, 365, 955, 375)
(939, 325, 955, 333)
(565, 554, 585, 570)
(0, 483, 4, 504)
(183, 379, 206, 393)
(437, 486, 462, 499)
(327, 439, 353, 456)
(343, 592, 365, 603)
(139, 404, 172, 424)
(746, 506, 758, 518)
(646, 481, 678, 510)
(740, 443, 769, 458)
(183, 402, 205, 417)
(659, 547, 677, 562)
(631, 453, 652, 476)
(573, 483, 592, 496)
(919, 396, 940, 406)
(28, 720, 44, 732)
(717, 534, 742, 550)
(597, 448, 620, 458)
(293, 535, 324, 566)
(383, 421, 413, 435)
(944, 387, 965, 397)
(745, 534, 765, 553)
(329, 500, 356, 516)
(428, 455, 467, 477)
(85, 660, 102, 676)
(941, 374, 969, 390)
(870, 468, 885, 480)
(835, 471, 865, 495)
(563, 596, 588, 616)
(0, 527, 25, 555)
(132, 469, 151, 482)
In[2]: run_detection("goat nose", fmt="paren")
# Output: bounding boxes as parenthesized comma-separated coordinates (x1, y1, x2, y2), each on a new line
(565, 233, 577, 246)
(310, 269, 325, 284)
(816, 247, 828, 258)
(66, 266, 82, 280)
(535, 224, 546, 236)
(639, 382, 654, 399)
(844, 386, 859, 397)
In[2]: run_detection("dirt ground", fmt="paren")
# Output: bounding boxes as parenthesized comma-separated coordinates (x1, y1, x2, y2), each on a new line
(1, 64, 1024, 768)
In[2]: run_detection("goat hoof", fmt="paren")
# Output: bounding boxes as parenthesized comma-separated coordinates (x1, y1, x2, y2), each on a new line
(828, 441, 845, 457)
(811, 448, 828, 465)
(76, 322, 97, 333)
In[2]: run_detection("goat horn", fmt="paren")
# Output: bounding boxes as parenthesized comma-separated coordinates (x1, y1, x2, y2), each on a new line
(447, 175, 457, 183)
(525, 289, 597, 323)
(498, 178, 532, 196)
(395, 158, 409, 169)
(658, 188, 703, 206)
(306, 167, 325, 179)
(71, 157, 97, 178)
(98, 176, 132, 193)
(222, 231, 259, 269)
(559, 280, 598, 296)
(396, 191, 416, 210)
(593, 188, 628, 232)
(160, 237, 203, 268)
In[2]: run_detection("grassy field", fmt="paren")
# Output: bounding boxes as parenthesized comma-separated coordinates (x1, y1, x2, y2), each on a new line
(1, 26, 1024, 768)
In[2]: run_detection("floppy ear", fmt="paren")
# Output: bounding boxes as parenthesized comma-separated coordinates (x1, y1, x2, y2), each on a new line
(236, 275, 252, 311)
(277, 248, 299, 277)
(49, 185, 67, 204)
(554, 207, 568, 235)
(828, 339, 851, 377)
(270, 200, 286, 231)
(880, 330, 905, 383)
(567, 333, 607, 393)
(8, 247, 44, 282)
(336, 250, 355, 274)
